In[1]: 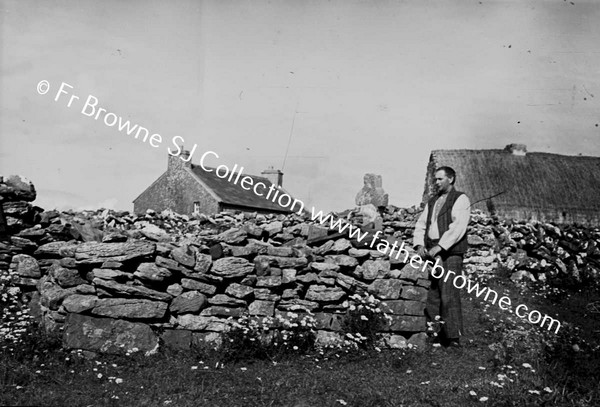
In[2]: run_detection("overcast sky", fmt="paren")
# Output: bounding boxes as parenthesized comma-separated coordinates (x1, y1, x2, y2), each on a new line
(1, 0, 599, 213)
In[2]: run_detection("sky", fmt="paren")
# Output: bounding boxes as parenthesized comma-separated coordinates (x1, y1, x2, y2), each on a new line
(1, 0, 599, 213)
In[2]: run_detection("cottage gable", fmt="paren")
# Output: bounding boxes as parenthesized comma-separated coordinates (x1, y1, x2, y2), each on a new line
(133, 152, 294, 216)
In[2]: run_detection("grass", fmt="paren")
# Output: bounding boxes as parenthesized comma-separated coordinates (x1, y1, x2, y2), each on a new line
(1, 276, 599, 407)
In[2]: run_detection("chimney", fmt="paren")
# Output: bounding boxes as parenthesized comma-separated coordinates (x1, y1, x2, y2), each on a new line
(168, 146, 192, 170)
(504, 143, 527, 156)
(261, 166, 283, 187)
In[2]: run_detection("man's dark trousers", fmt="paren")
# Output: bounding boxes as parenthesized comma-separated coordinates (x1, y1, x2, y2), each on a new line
(425, 250, 464, 341)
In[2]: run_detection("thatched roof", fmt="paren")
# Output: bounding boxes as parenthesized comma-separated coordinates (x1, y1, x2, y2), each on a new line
(424, 145, 600, 224)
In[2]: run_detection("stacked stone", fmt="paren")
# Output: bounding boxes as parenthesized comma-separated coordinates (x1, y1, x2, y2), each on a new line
(492, 218, 600, 284)
(463, 210, 500, 280)
(10, 214, 431, 354)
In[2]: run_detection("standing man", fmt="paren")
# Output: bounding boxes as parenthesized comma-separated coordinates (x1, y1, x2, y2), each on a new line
(413, 166, 471, 348)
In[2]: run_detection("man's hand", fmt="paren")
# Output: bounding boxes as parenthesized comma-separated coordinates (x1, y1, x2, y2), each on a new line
(428, 245, 443, 259)
(416, 245, 427, 260)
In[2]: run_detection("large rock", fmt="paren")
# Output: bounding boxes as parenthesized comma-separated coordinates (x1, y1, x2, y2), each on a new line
(248, 300, 275, 316)
(92, 278, 172, 301)
(355, 173, 388, 207)
(305, 285, 345, 302)
(40, 280, 76, 309)
(399, 286, 428, 302)
(170, 291, 207, 314)
(263, 221, 283, 235)
(63, 313, 158, 354)
(254, 255, 308, 270)
(63, 295, 99, 313)
(170, 246, 196, 268)
(0, 175, 36, 201)
(382, 300, 425, 316)
(177, 315, 228, 332)
(256, 276, 282, 288)
(70, 222, 104, 242)
(278, 299, 319, 311)
(10, 254, 40, 278)
(214, 228, 247, 244)
(92, 268, 131, 281)
(35, 241, 70, 257)
(335, 274, 368, 291)
(200, 306, 244, 318)
(208, 294, 247, 307)
(138, 223, 170, 242)
(134, 263, 172, 282)
(75, 241, 156, 264)
(180, 278, 217, 295)
(92, 298, 168, 319)
(193, 253, 212, 273)
(310, 262, 340, 272)
(324, 255, 358, 268)
(357, 260, 391, 280)
(225, 283, 254, 300)
(395, 263, 425, 282)
(367, 279, 403, 300)
(211, 257, 254, 278)
(51, 266, 87, 288)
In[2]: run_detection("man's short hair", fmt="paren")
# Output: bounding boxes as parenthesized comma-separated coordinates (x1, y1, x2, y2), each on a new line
(435, 166, 457, 184)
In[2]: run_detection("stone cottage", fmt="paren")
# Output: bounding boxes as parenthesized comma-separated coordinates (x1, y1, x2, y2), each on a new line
(423, 143, 600, 225)
(133, 151, 297, 216)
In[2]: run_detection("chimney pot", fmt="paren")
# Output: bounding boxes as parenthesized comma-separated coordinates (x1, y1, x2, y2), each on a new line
(261, 167, 284, 187)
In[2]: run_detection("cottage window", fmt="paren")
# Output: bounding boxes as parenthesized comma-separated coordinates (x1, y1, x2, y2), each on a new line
(193, 202, 201, 214)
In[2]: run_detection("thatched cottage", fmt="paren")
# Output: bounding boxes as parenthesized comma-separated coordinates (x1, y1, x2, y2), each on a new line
(423, 144, 600, 225)
(133, 151, 296, 216)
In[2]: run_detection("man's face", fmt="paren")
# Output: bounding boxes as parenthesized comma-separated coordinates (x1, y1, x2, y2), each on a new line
(434, 170, 453, 194)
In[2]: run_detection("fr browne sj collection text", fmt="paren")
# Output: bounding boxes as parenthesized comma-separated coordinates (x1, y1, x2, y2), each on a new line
(37, 80, 201, 161)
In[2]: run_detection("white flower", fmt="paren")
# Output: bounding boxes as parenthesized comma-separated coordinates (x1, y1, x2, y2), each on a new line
(191, 366, 198, 370)
(528, 390, 541, 395)
(336, 400, 348, 406)
(360, 315, 369, 321)
(522, 363, 532, 369)
(97, 373, 103, 379)
(115, 378, 123, 384)
(469, 390, 477, 396)
(479, 396, 489, 402)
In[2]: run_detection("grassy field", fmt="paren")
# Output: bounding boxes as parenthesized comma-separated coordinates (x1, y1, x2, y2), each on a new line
(1, 274, 599, 407)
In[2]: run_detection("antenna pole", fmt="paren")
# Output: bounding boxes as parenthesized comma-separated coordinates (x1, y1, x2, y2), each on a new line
(281, 101, 299, 171)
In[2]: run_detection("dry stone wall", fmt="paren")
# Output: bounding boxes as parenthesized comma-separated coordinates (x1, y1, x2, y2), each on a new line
(4, 174, 599, 355)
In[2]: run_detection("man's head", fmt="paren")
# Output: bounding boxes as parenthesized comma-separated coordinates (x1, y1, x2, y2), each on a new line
(434, 166, 456, 194)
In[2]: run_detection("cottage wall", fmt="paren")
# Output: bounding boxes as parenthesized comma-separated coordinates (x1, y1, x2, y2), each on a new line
(133, 155, 220, 215)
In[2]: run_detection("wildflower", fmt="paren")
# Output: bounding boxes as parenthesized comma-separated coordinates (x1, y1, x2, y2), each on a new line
(478, 367, 486, 370)
(544, 387, 552, 393)
(115, 378, 123, 384)
(479, 396, 489, 402)
(469, 390, 477, 397)
(528, 390, 541, 395)
(97, 373, 103, 379)
(336, 400, 348, 406)
(191, 366, 198, 370)
(521, 363, 532, 369)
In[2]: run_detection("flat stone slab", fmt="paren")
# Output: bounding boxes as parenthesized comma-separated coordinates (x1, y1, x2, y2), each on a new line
(75, 241, 156, 264)
(63, 313, 158, 354)
(91, 298, 168, 319)
(92, 278, 172, 301)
